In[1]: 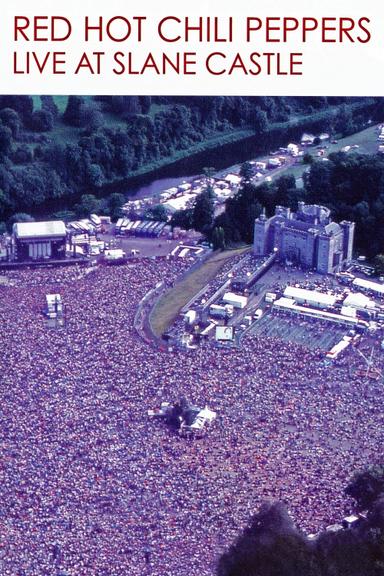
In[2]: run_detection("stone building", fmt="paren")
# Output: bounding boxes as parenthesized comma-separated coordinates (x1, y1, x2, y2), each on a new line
(253, 202, 354, 274)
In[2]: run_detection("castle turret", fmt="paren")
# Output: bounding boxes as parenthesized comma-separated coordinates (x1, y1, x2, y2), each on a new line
(253, 209, 270, 256)
(340, 220, 355, 263)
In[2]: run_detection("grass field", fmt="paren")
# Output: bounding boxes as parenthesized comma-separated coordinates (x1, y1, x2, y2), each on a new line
(150, 247, 249, 337)
(327, 124, 381, 155)
(277, 124, 381, 184)
(32, 95, 69, 112)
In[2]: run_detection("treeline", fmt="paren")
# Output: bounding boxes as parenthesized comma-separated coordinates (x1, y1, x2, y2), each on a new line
(0, 95, 382, 232)
(217, 466, 384, 576)
(208, 152, 384, 258)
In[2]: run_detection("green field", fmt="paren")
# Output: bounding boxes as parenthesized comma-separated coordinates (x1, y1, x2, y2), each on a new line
(326, 124, 381, 155)
(283, 124, 381, 183)
(150, 247, 249, 337)
(32, 95, 69, 113)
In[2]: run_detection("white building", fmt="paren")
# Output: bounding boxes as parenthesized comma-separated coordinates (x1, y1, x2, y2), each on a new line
(283, 286, 336, 309)
(352, 278, 384, 296)
(222, 292, 248, 309)
(287, 143, 299, 156)
(343, 292, 375, 309)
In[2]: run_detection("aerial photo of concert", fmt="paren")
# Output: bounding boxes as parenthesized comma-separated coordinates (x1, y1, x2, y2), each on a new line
(1, 95, 384, 575)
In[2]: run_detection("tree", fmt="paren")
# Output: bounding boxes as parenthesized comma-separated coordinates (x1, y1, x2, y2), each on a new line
(0, 108, 22, 138)
(334, 105, 356, 136)
(145, 204, 169, 222)
(106, 193, 126, 221)
(315, 526, 377, 576)
(7, 212, 34, 232)
(217, 502, 315, 576)
(170, 208, 194, 230)
(193, 190, 214, 232)
(53, 210, 76, 222)
(374, 255, 384, 276)
(252, 107, 268, 134)
(41, 95, 59, 118)
(74, 194, 100, 218)
(240, 162, 255, 182)
(0, 188, 11, 218)
(0, 95, 33, 125)
(0, 125, 12, 158)
(346, 466, 384, 511)
(138, 96, 151, 114)
(63, 96, 84, 127)
(212, 226, 225, 250)
(275, 174, 296, 205)
(85, 163, 104, 188)
(203, 167, 216, 179)
(12, 145, 33, 165)
(80, 101, 104, 132)
(31, 109, 54, 132)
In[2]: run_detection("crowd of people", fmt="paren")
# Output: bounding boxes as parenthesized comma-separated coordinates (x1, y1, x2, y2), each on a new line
(0, 256, 383, 576)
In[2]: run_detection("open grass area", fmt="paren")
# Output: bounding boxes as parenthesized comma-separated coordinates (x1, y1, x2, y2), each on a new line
(150, 246, 249, 337)
(281, 124, 381, 183)
(328, 124, 381, 155)
(32, 95, 70, 112)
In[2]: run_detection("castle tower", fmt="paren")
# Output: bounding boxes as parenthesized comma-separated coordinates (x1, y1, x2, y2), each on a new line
(253, 209, 270, 256)
(340, 220, 355, 263)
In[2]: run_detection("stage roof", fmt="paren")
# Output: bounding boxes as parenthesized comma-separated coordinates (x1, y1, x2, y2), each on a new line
(13, 221, 66, 239)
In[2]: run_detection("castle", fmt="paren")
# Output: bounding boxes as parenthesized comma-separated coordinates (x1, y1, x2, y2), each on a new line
(253, 202, 354, 274)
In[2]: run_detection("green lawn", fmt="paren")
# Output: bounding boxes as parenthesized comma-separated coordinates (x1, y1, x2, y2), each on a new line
(150, 247, 249, 337)
(32, 95, 70, 113)
(274, 124, 382, 184)
(327, 124, 381, 155)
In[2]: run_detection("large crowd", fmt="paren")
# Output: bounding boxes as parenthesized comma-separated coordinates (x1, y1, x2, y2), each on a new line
(0, 257, 383, 576)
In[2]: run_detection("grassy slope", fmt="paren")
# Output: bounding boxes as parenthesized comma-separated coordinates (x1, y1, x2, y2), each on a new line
(150, 247, 249, 337)
(282, 124, 381, 183)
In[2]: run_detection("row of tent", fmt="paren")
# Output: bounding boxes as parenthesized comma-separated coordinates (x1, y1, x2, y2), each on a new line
(115, 219, 171, 238)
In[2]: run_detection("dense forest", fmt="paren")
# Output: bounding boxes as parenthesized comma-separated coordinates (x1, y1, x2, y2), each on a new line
(0, 95, 382, 233)
(217, 466, 384, 576)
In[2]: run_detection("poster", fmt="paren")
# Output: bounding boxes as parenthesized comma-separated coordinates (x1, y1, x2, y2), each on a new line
(1, 1, 384, 575)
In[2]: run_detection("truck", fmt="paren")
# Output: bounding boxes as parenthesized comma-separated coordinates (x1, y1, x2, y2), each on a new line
(222, 292, 248, 309)
(209, 304, 234, 318)
(253, 309, 263, 320)
(265, 292, 277, 303)
(184, 310, 197, 325)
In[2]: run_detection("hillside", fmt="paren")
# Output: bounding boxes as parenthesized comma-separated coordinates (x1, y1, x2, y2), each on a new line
(0, 95, 382, 230)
